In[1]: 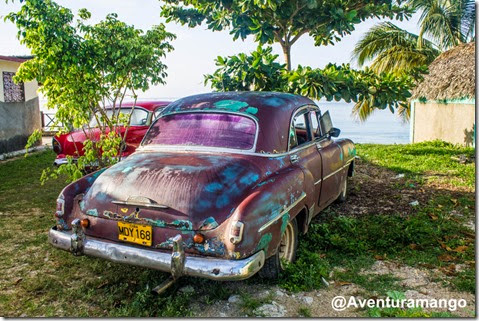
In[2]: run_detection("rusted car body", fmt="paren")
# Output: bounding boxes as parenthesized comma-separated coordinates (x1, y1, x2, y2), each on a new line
(49, 92, 355, 281)
(52, 100, 170, 165)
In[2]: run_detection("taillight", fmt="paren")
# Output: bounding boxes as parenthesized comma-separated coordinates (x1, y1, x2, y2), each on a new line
(52, 137, 62, 154)
(193, 233, 205, 244)
(80, 218, 90, 228)
(229, 221, 244, 244)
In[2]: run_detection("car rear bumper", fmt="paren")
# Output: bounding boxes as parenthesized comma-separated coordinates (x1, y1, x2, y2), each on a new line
(48, 225, 265, 281)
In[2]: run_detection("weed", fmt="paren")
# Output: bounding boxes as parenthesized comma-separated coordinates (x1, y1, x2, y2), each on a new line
(298, 306, 312, 317)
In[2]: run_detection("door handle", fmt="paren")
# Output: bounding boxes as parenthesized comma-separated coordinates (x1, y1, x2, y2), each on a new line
(290, 154, 299, 163)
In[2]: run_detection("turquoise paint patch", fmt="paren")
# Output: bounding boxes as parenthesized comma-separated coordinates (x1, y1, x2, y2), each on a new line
(256, 233, 273, 252)
(281, 213, 290, 234)
(340, 150, 344, 161)
(239, 172, 259, 185)
(79, 200, 85, 211)
(245, 106, 258, 115)
(214, 100, 249, 112)
(86, 209, 98, 217)
(121, 166, 133, 173)
(348, 147, 357, 157)
(216, 194, 230, 208)
(200, 216, 219, 230)
(171, 219, 193, 230)
(205, 182, 223, 193)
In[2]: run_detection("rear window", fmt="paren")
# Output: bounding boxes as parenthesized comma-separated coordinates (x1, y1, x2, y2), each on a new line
(142, 113, 256, 150)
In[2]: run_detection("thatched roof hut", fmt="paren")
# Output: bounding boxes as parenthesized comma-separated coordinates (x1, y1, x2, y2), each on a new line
(411, 42, 475, 101)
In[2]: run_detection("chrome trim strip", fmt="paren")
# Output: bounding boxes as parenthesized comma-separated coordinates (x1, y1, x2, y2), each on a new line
(258, 192, 306, 232)
(112, 200, 169, 209)
(314, 160, 353, 185)
(48, 227, 265, 281)
(323, 161, 353, 181)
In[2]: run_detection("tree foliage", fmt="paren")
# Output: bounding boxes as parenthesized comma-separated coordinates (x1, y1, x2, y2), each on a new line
(351, 0, 475, 120)
(161, 0, 412, 70)
(6, 0, 175, 181)
(205, 46, 415, 118)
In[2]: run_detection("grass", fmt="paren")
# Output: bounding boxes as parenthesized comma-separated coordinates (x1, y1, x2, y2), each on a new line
(0, 141, 475, 316)
(356, 140, 475, 189)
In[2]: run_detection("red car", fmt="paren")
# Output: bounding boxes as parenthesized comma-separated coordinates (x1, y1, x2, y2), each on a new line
(52, 101, 170, 165)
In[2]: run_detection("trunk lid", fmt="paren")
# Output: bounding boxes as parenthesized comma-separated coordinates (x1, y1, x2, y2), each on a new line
(81, 151, 265, 231)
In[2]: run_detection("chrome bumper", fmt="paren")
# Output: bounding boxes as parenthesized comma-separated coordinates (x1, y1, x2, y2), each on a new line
(53, 157, 72, 166)
(48, 225, 265, 281)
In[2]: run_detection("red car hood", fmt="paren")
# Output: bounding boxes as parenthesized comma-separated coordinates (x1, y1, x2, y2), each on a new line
(81, 151, 265, 231)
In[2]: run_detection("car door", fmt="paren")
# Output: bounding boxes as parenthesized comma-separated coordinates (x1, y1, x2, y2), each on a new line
(123, 107, 151, 153)
(288, 107, 322, 218)
(312, 110, 344, 211)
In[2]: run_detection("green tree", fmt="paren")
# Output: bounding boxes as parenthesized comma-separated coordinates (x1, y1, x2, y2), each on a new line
(161, 0, 412, 70)
(6, 0, 175, 181)
(351, 0, 475, 120)
(205, 46, 414, 116)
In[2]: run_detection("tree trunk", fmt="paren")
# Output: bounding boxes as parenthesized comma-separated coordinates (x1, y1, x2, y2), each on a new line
(282, 44, 292, 71)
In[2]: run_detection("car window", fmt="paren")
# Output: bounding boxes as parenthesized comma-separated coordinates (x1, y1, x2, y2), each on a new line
(89, 108, 149, 127)
(310, 110, 320, 139)
(289, 109, 312, 150)
(153, 106, 166, 120)
(143, 112, 257, 150)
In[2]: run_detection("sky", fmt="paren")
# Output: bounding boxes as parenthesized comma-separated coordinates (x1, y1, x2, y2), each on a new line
(0, 0, 421, 100)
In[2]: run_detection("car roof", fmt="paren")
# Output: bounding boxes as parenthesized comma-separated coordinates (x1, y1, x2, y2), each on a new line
(161, 92, 317, 153)
(106, 100, 171, 111)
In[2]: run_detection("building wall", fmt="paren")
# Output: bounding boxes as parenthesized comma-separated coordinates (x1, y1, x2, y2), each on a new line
(0, 59, 41, 154)
(411, 100, 475, 146)
(0, 60, 38, 103)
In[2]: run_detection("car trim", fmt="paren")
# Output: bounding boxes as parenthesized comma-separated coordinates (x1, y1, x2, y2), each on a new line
(258, 192, 306, 232)
(48, 226, 265, 281)
(314, 160, 353, 185)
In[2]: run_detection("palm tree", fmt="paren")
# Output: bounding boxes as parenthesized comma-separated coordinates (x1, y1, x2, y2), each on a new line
(352, 0, 475, 120)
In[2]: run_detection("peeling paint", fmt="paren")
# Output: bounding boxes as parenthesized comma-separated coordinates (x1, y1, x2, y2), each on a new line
(86, 208, 98, 217)
(256, 233, 273, 252)
(199, 217, 219, 230)
(281, 213, 290, 234)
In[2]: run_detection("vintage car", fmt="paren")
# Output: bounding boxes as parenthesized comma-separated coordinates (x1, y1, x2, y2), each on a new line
(52, 100, 170, 166)
(48, 92, 355, 284)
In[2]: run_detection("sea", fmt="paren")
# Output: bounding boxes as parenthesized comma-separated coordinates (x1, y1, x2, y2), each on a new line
(40, 98, 410, 145)
(321, 101, 410, 144)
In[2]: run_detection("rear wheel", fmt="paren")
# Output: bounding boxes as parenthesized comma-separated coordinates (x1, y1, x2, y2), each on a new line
(259, 218, 298, 279)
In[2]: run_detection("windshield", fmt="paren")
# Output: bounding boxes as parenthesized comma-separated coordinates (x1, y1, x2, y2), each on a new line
(142, 113, 256, 150)
(89, 108, 149, 127)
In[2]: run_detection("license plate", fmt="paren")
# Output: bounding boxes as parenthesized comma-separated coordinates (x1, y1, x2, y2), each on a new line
(117, 221, 152, 246)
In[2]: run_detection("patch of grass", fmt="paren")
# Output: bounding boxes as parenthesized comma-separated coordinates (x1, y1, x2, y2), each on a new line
(238, 292, 274, 316)
(279, 142, 475, 295)
(357, 141, 475, 189)
(298, 306, 312, 317)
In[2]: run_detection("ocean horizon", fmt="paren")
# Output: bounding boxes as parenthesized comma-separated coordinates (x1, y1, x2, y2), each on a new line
(40, 97, 410, 145)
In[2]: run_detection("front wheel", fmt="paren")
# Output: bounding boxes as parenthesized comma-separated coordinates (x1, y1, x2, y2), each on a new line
(336, 176, 348, 203)
(258, 217, 298, 279)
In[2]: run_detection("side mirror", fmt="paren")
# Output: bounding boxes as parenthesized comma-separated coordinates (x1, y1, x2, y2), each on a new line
(330, 127, 341, 137)
(319, 111, 340, 138)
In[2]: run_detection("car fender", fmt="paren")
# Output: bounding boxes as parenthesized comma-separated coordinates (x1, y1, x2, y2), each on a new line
(227, 166, 307, 259)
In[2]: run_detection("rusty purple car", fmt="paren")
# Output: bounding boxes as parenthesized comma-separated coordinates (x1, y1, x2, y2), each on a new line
(49, 91, 356, 283)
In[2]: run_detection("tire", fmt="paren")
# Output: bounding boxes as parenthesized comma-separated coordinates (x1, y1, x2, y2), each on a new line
(336, 176, 348, 203)
(258, 217, 298, 279)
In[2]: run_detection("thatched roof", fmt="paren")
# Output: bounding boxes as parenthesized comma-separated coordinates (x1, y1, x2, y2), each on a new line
(411, 42, 475, 101)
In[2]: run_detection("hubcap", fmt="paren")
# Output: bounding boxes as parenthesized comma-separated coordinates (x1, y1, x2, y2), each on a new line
(342, 179, 347, 197)
(278, 222, 295, 269)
